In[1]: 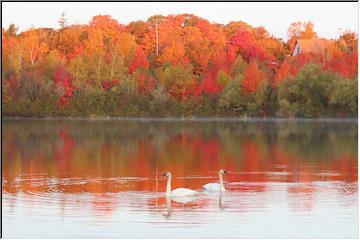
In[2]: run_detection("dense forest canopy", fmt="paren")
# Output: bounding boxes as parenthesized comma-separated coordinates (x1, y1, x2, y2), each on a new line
(2, 13, 358, 117)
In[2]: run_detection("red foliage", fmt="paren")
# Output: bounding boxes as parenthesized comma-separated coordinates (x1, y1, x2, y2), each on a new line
(242, 61, 265, 93)
(241, 140, 261, 172)
(324, 48, 358, 78)
(186, 79, 200, 97)
(53, 65, 77, 107)
(66, 45, 84, 63)
(199, 73, 220, 95)
(138, 74, 155, 95)
(101, 81, 110, 90)
(137, 73, 146, 93)
(289, 53, 312, 76)
(58, 95, 70, 107)
(129, 48, 149, 74)
(228, 30, 266, 63)
(54, 65, 72, 89)
(199, 50, 233, 95)
(147, 77, 155, 93)
(54, 128, 75, 164)
(8, 74, 19, 90)
(101, 80, 119, 91)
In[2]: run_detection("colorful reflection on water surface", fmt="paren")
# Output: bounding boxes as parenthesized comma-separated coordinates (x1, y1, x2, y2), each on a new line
(2, 119, 358, 238)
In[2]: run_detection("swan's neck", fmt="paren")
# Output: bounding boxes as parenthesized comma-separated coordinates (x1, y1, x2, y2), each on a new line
(166, 175, 172, 196)
(219, 173, 226, 192)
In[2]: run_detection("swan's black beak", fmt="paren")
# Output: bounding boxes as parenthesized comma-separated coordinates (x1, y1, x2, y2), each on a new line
(223, 170, 229, 174)
(162, 172, 167, 176)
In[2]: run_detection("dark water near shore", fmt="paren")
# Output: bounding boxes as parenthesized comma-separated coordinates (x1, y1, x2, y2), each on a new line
(2, 119, 358, 238)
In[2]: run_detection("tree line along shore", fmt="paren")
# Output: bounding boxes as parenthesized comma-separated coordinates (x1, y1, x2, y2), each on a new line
(2, 14, 358, 118)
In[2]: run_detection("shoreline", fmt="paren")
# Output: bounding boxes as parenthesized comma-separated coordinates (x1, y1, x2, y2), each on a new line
(2, 116, 358, 123)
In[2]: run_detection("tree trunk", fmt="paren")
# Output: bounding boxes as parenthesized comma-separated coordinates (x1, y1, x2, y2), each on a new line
(110, 50, 117, 80)
(30, 47, 34, 65)
(97, 56, 102, 87)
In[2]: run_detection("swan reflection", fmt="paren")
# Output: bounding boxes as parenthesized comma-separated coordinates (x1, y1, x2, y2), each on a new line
(164, 194, 198, 219)
(219, 192, 225, 210)
(165, 195, 171, 219)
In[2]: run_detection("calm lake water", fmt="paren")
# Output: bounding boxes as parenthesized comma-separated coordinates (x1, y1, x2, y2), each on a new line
(2, 119, 358, 238)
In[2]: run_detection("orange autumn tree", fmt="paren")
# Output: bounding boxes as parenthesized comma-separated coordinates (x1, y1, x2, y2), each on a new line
(183, 25, 211, 75)
(159, 41, 188, 66)
(242, 61, 266, 93)
(89, 15, 123, 40)
(57, 25, 84, 59)
(287, 21, 317, 41)
(273, 59, 291, 88)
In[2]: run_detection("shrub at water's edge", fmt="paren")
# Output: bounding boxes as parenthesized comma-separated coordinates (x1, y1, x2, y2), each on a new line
(2, 64, 357, 118)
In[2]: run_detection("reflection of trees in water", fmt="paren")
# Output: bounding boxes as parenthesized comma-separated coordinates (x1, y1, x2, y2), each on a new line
(2, 119, 357, 218)
(3, 120, 357, 196)
(276, 121, 357, 162)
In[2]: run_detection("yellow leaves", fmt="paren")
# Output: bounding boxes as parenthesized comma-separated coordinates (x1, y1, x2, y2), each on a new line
(287, 21, 317, 41)
(21, 28, 49, 66)
(111, 32, 137, 60)
(107, 32, 137, 80)
(40, 49, 65, 75)
(84, 28, 104, 55)
(223, 21, 253, 38)
(85, 25, 137, 65)
(3, 35, 22, 73)
(67, 56, 88, 87)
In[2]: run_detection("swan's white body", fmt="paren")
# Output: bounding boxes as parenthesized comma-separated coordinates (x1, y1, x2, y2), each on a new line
(171, 188, 198, 197)
(203, 183, 223, 191)
(164, 172, 198, 197)
(203, 170, 227, 192)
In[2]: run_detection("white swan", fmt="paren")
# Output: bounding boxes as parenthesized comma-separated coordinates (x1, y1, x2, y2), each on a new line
(162, 171, 198, 197)
(203, 169, 229, 192)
